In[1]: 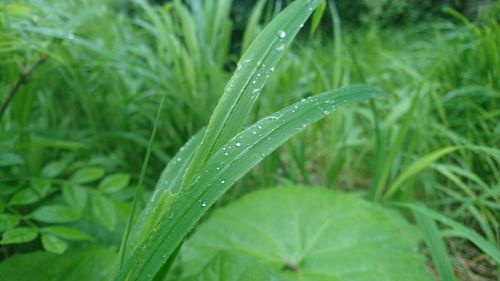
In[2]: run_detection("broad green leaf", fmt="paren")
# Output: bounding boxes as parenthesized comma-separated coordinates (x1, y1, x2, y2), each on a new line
(41, 233, 68, 254)
(92, 195, 117, 231)
(99, 174, 130, 194)
(41, 160, 67, 178)
(42, 226, 92, 241)
(8, 190, 39, 206)
(119, 85, 385, 280)
(70, 167, 105, 184)
(177, 252, 288, 281)
(1, 227, 38, 244)
(404, 203, 500, 263)
(8, 181, 52, 206)
(62, 183, 88, 210)
(0, 246, 117, 281)
(30, 205, 81, 223)
(0, 152, 24, 167)
(181, 0, 324, 191)
(0, 214, 20, 232)
(177, 187, 433, 281)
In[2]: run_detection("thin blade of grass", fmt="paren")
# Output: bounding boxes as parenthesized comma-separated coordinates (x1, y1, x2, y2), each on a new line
(115, 85, 385, 280)
(384, 146, 459, 199)
(404, 203, 500, 263)
(117, 97, 164, 270)
(414, 209, 458, 281)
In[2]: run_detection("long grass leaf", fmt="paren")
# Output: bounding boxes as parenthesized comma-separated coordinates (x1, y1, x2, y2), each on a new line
(414, 209, 458, 281)
(181, 0, 324, 191)
(115, 85, 385, 280)
(117, 97, 164, 270)
(384, 146, 458, 199)
(404, 203, 500, 263)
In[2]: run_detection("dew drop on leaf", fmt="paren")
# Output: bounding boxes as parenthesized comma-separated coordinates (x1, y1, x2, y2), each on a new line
(278, 30, 286, 39)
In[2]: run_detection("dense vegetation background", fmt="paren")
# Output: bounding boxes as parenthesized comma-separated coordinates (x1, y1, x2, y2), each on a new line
(1, 0, 499, 280)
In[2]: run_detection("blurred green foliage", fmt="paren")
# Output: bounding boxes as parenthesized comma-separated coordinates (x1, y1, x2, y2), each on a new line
(0, 0, 499, 279)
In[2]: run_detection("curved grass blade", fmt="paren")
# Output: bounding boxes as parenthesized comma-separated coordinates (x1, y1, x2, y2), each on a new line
(414, 210, 458, 281)
(384, 146, 459, 200)
(115, 85, 385, 280)
(181, 0, 324, 191)
(404, 203, 500, 263)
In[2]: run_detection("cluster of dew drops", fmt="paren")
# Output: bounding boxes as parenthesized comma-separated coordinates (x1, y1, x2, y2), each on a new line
(197, 10, 321, 210)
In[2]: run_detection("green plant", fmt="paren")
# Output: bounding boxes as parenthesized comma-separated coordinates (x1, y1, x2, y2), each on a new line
(115, 0, 385, 280)
(174, 187, 434, 281)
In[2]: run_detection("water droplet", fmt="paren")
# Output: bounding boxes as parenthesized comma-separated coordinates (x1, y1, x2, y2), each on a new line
(235, 142, 241, 147)
(224, 151, 229, 156)
(252, 130, 257, 135)
(270, 67, 275, 72)
(201, 201, 207, 207)
(258, 125, 263, 129)
(300, 23, 304, 28)
(220, 180, 225, 184)
(257, 73, 261, 77)
(67, 32, 75, 40)
(216, 167, 220, 170)
(278, 30, 286, 39)
(176, 157, 181, 162)
(275, 44, 285, 52)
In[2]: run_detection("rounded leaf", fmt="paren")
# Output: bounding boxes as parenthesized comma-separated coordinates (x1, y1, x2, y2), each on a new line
(91, 195, 116, 231)
(70, 167, 105, 184)
(179, 187, 434, 281)
(98, 173, 130, 193)
(1, 227, 38, 245)
(41, 160, 67, 178)
(62, 183, 87, 210)
(42, 226, 92, 241)
(41, 233, 68, 254)
(0, 214, 20, 232)
(30, 205, 81, 223)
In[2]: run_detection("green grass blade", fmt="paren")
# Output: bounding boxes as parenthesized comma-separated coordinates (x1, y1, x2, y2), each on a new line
(117, 97, 164, 270)
(115, 85, 385, 280)
(181, 0, 324, 191)
(240, 0, 267, 54)
(372, 92, 420, 201)
(404, 203, 500, 263)
(414, 209, 458, 281)
(384, 146, 459, 199)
